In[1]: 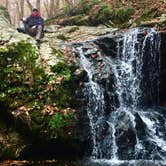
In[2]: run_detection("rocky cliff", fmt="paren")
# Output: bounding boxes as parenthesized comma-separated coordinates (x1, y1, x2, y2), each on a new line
(0, 6, 166, 161)
(0, 6, 86, 160)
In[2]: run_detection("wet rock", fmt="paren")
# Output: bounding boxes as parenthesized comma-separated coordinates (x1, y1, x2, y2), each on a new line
(113, 112, 137, 159)
(160, 32, 166, 104)
(135, 113, 147, 139)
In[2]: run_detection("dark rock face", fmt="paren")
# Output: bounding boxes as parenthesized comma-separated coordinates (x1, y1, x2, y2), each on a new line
(114, 112, 137, 160)
(160, 32, 166, 104)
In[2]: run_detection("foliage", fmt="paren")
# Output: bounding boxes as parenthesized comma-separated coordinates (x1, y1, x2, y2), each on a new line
(67, 26, 79, 33)
(134, 7, 161, 25)
(62, 0, 111, 25)
(112, 6, 135, 23)
(0, 143, 14, 159)
(51, 61, 71, 81)
(0, 41, 44, 107)
(49, 112, 73, 129)
(56, 34, 69, 41)
(0, 41, 78, 139)
(89, 1, 111, 25)
(49, 111, 74, 138)
(48, 61, 77, 109)
(51, 48, 64, 58)
(140, 8, 160, 20)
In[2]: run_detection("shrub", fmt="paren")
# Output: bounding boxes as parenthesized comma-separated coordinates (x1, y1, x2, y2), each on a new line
(51, 61, 71, 81)
(0, 40, 79, 140)
(56, 34, 69, 41)
(62, 0, 111, 25)
(141, 8, 160, 20)
(89, 2, 111, 25)
(49, 112, 73, 138)
(0, 41, 45, 108)
(113, 6, 135, 23)
(134, 8, 161, 26)
(49, 61, 76, 108)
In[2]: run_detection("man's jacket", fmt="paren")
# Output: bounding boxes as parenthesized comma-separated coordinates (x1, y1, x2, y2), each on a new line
(25, 16, 44, 28)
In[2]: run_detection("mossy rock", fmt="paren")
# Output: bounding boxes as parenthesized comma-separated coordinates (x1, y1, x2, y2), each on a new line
(56, 34, 70, 41)
(67, 26, 80, 33)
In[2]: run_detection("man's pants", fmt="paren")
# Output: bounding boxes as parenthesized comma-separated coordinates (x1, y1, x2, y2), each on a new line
(17, 23, 43, 40)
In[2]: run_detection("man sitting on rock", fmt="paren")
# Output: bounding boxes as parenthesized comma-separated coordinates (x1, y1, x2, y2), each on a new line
(17, 8, 44, 49)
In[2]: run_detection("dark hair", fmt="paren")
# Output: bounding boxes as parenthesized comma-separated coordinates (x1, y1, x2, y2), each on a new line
(32, 8, 39, 12)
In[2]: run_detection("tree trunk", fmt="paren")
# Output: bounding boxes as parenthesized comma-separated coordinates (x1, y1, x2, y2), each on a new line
(50, 0, 55, 18)
(26, 0, 33, 12)
(5, 0, 8, 8)
(36, 0, 40, 11)
(20, 0, 25, 18)
(44, 0, 51, 18)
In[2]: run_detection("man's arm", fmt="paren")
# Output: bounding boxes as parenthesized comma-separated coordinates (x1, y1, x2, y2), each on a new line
(23, 16, 30, 24)
(37, 17, 44, 27)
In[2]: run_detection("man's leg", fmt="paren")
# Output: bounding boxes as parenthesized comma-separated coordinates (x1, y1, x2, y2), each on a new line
(35, 25, 43, 49)
(17, 22, 33, 35)
(36, 25, 43, 41)
(23, 22, 31, 35)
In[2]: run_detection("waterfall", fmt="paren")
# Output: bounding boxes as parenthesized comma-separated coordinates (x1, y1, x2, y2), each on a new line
(73, 28, 166, 161)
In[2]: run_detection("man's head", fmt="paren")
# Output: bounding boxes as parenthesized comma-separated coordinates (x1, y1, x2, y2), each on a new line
(31, 8, 40, 17)
(32, 8, 39, 12)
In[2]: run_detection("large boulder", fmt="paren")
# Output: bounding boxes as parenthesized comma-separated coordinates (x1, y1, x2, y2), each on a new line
(0, 6, 87, 160)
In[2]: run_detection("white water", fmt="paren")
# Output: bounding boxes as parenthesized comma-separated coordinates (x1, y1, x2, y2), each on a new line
(74, 28, 166, 161)
(76, 46, 105, 158)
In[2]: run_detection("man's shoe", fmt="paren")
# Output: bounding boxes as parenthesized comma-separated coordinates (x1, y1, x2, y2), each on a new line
(36, 40, 40, 49)
(17, 28, 26, 34)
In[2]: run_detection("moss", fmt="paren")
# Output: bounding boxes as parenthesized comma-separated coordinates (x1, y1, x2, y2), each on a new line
(61, 0, 111, 26)
(67, 26, 79, 33)
(29, 109, 44, 124)
(141, 8, 161, 20)
(56, 34, 69, 41)
(112, 6, 135, 24)
(134, 8, 162, 26)
(51, 61, 72, 81)
(0, 41, 46, 102)
(0, 41, 79, 141)
(51, 48, 64, 58)
(49, 112, 74, 138)
(89, 2, 111, 25)
(0, 143, 14, 159)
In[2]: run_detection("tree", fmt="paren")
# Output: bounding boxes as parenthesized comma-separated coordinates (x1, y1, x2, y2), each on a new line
(36, 0, 40, 10)
(26, 0, 33, 12)
(15, 0, 25, 22)
(5, 0, 8, 8)
(20, 0, 25, 18)
(50, 0, 55, 17)
(44, 0, 51, 17)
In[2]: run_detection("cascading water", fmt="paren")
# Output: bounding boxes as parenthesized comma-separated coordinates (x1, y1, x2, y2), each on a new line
(73, 28, 166, 162)
(77, 47, 105, 158)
